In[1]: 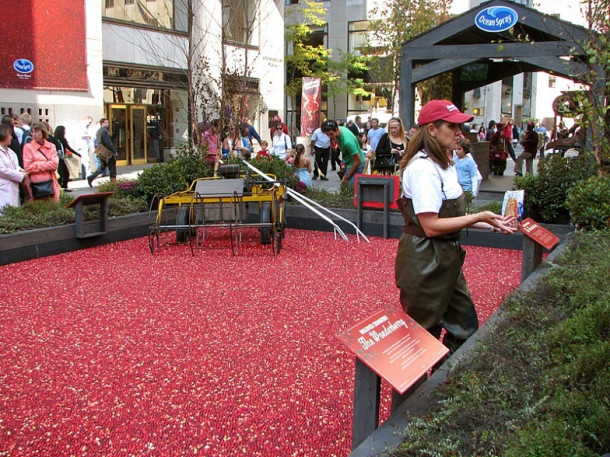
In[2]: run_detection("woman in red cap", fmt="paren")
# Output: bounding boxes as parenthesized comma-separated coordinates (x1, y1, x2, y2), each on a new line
(395, 100, 517, 353)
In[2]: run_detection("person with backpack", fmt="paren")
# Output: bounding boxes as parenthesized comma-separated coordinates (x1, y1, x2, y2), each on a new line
(16, 113, 32, 148)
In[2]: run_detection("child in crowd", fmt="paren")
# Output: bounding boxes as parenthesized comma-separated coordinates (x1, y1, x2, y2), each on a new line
(453, 138, 482, 197)
(257, 140, 270, 158)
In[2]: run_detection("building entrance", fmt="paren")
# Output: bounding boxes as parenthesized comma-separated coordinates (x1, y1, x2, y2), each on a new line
(107, 104, 147, 166)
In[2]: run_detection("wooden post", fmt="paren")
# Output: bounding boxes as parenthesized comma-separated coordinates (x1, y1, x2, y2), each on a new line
(352, 359, 381, 450)
(521, 235, 544, 282)
(66, 192, 114, 239)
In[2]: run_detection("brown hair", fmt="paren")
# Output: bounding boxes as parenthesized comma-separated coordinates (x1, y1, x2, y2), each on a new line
(387, 117, 407, 146)
(458, 138, 471, 154)
(294, 144, 305, 168)
(31, 122, 48, 140)
(400, 120, 452, 171)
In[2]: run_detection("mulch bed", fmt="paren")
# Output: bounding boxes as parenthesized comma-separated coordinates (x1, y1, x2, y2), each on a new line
(0, 229, 521, 456)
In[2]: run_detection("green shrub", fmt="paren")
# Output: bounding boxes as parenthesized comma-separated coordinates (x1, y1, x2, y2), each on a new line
(97, 178, 140, 199)
(567, 175, 610, 230)
(136, 143, 211, 201)
(0, 195, 75, 233)
(247, 156, 299, 188)
(475, 200, 502, 214)
(302, 185, 355, 208)
(0, 191, 149, 234)
(514, 153, 596, 223)
(393, 231, 610, 457)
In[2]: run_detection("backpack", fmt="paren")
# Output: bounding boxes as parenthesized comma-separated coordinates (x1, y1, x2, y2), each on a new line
(19, 127, 32, 146)
(55, 138, 65, 159)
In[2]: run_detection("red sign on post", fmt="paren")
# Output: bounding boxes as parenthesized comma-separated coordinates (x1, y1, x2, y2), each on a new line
(337, 307, 449, 394)
(520, 218, 560, 250)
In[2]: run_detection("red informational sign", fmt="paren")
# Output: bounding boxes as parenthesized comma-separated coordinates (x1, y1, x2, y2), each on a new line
(0, 0, 88, 91)
(300, 77, 321, 136)
(520, 217, 560, 250)
(337, 307, 449, 394)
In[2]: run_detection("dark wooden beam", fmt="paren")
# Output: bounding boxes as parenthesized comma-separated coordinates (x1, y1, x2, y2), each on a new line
(518, 56, 590, 80)
(404, 41, 580, 60)
(413, 58, 479, 83)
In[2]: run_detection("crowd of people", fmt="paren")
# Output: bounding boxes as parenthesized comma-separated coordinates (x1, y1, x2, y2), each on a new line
(1, 103, 577, 213)
(0, 114, 118, 209)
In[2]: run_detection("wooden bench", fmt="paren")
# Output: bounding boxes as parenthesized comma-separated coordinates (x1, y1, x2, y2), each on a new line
(66, 192, 114, 239)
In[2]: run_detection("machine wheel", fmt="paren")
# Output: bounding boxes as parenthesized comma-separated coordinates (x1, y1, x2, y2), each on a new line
(274, 230, 282, 254)
(176, 205, 193, 242)
(148, 229, 159, 255)
(260, 202, 271, 244)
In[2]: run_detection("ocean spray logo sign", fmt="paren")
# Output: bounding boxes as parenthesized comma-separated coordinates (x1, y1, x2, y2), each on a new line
(14, 59, 35, 74)
(475, 6, 518, 32)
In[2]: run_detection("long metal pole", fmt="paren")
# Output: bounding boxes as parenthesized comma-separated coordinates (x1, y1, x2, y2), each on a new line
(238, 158, 369, 242)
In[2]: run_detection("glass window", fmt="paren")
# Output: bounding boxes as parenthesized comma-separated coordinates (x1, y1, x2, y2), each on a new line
(348, 21, 369, 55)
(222, 0, 259, 47)
(103, 0, 188, 33)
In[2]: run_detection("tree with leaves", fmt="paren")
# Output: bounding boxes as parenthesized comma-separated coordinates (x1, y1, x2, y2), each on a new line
(572, 0, 609, 172)
(363, 0, 453, 113)
(285, 0, 370, 125)
(130, 0, 272, 144)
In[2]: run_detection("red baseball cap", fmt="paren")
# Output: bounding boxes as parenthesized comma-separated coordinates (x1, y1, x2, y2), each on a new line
(417, 100, 474, 125)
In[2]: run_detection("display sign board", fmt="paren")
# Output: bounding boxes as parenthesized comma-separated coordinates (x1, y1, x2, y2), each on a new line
(337, 308, 449, 394)
(520, 217, 560, 250)
(300, 77, 321, 136)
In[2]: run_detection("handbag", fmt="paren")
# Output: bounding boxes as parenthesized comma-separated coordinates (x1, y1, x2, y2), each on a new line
(29, 149, 55, 199)
(95, 143, 114, 161)
(30, 179, 54, 198)
(374, 155, 395, 169)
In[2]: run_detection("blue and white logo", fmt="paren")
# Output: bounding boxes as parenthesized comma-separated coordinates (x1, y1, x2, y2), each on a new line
(13, 59, 34, 74)
(475, 6, 518, 32)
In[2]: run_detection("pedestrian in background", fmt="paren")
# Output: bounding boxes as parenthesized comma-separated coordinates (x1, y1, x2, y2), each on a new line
(310, 123, 331, 180)
(23, 123, 60, 202)
(88, 118, 117, 186)
(0, 123, 28, 209)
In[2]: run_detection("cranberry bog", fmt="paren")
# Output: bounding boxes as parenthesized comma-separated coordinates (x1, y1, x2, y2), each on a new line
(0, 229, 521, 456)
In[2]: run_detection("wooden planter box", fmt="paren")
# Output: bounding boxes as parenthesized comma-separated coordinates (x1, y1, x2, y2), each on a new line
(1, 205, 573, 266)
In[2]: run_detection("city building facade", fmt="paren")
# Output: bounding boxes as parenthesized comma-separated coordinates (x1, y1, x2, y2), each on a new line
(0, 0, 284, 167)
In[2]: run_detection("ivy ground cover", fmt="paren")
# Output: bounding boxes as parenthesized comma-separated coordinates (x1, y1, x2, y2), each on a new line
(0, 229, 521, 456)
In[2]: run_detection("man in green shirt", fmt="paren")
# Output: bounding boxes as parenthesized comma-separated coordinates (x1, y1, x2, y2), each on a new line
(321, 120, 365, 187)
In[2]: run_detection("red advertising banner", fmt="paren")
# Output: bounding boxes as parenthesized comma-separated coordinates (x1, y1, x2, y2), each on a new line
(520, 217, 560, 250)
(300, 77, 321, 136)
(337, 307, 449, 394)
(0, 0, 88, 91)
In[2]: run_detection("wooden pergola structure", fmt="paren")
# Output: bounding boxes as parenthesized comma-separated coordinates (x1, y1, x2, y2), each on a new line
(399, 0, 603, 127)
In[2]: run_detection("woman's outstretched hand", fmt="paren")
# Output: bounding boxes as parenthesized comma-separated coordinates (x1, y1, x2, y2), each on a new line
(479, 211, 519, 234)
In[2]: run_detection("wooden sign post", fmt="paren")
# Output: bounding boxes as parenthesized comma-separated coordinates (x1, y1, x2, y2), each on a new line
(337, 307, 449, 450)
(520, 218, 560, 282)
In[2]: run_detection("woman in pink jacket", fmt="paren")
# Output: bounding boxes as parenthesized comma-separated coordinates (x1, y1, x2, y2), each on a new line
(22, 122, 60, 202)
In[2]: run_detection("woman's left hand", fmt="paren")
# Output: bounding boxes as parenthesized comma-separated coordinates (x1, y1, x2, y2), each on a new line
(485, 212, 519, 234)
